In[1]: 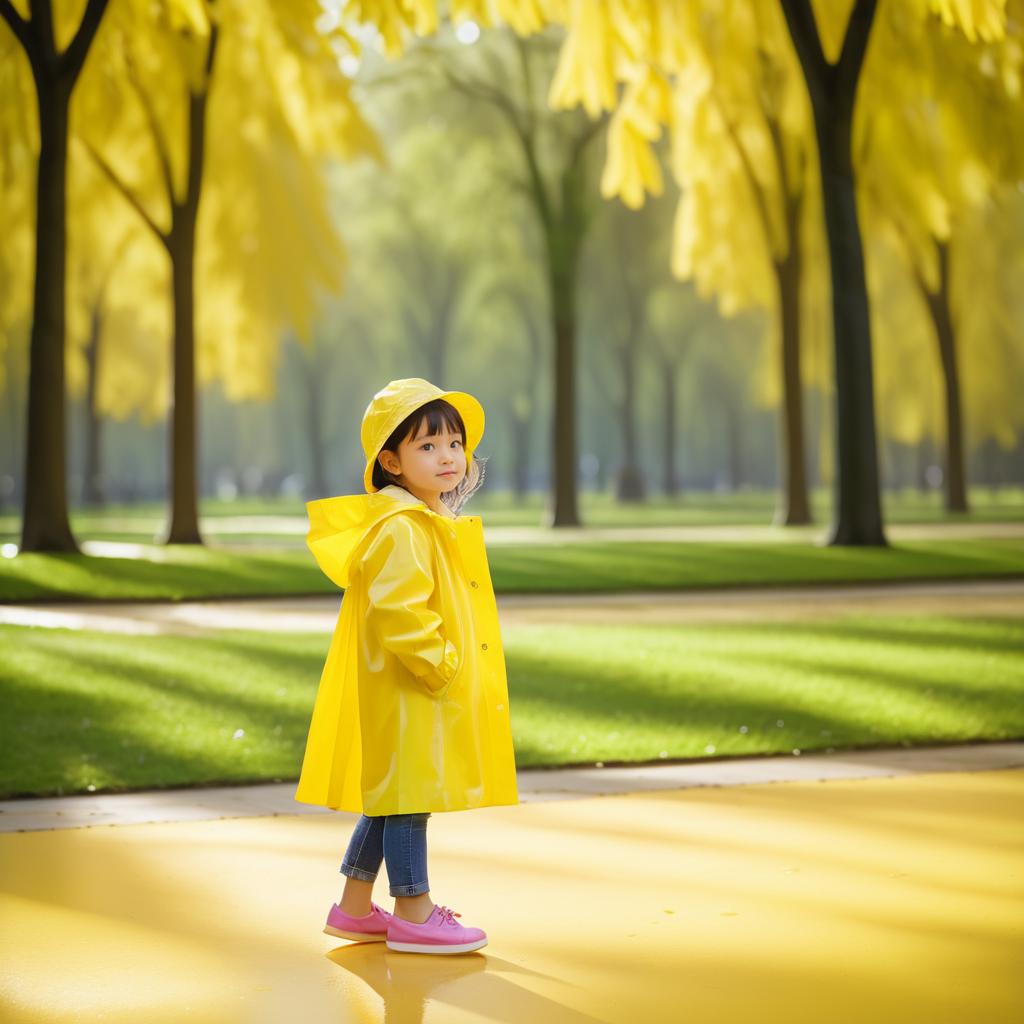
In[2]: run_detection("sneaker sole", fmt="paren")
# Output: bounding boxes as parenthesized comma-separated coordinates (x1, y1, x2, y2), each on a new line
(386, 938, 488, 955)
(324, 925, 387, 942)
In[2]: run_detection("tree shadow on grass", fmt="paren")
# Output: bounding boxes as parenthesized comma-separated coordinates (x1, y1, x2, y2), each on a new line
(505, 617, 1024, 765)
(0, 550, 329, 602)
(0, 632, 325, 797)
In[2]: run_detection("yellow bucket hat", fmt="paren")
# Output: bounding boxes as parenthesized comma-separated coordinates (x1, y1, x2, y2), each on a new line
(361, 378, 485, 494)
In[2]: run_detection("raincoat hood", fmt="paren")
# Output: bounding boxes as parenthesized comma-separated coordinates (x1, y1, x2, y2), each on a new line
(305, 484, 457, 591)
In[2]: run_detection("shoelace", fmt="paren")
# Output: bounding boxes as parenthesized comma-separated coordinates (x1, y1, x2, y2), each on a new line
(435, 904, 462, 925)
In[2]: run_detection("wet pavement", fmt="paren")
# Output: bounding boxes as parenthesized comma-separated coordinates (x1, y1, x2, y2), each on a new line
(1, 752, 1021, 1023)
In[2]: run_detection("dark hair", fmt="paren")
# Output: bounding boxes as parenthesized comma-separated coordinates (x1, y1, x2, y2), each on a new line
(371, 398, 486, 514)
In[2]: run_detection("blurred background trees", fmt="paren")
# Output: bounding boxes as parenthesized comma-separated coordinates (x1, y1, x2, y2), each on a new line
(1, 0, 1022, 549)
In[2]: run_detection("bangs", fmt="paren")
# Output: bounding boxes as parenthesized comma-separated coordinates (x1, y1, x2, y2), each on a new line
(406, 400, 465, 444)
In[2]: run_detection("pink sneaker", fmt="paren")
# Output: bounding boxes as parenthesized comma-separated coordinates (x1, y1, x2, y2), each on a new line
(323, 901, 393, 942)
(386, 904, 488, 955)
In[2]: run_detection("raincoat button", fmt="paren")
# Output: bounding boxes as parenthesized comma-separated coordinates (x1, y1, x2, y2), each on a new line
(470, 580, 479, 588)
(481, 643, 488, 651)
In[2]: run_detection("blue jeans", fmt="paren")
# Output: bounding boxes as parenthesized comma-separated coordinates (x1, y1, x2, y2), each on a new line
(340, 813, 432, 897)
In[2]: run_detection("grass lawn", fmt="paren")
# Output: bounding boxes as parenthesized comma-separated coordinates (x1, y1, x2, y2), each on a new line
(1, 614, 1021, 798)
(1, 536, 1023, 602)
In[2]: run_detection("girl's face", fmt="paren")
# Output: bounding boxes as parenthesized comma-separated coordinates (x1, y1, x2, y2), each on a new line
(379, 419, 467, 496)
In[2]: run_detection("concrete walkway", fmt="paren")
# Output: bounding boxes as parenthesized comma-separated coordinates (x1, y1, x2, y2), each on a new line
(1, 753, 1021, 1023)
(63, 519, 1024, 561)
(2, 578, 1022, 635)
(2, 741, 1021, 833)
(64, 516, 1024, 549)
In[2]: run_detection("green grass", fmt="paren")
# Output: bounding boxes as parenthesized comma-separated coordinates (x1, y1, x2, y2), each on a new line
(1, 615, 1021, 798)
(1, 537, 1023, 602)
(0, 547, 324, 602)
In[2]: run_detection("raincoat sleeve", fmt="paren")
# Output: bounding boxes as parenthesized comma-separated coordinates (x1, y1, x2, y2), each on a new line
(358, 515, 461, 699)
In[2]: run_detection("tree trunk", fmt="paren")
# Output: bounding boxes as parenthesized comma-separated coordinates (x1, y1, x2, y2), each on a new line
(812, 103, 885, 543)
(163, 221, 202, 542)
(549, 291, 580, 525)
(510, 403, 530, 501)
(545, 174, 584, 526)
(81, 301, 105, 506)
(662, 356, 679, 498)
(615, 341, 645, 501)
(430, 270, 458, 386)
(916, 437, 933, 494)
(780, 0, 886, 546)
(9, 0, 109, 552)
(726, 397, 743, 491)
(303, 359, 328, 499)
(161, 38, 216, 543)
(922, 241, 968, 513)
(20, 76, 79, 552)
(772, 245, 812, 525)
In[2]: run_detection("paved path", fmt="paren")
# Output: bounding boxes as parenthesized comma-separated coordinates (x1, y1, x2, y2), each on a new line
(2, 578, 1022, 635)
(2, 741, 1021, 833)
(73, 518, 1024, 558)
(2, 758, 1021, 1022)
(477, 519, 1024, 545)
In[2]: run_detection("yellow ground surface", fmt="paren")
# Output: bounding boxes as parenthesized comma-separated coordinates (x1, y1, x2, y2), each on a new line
(2, 769, 1022, 1024)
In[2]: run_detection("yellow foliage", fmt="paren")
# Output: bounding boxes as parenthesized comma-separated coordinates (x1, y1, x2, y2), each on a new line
(927, 0, 1007, 41)
(452, 0, 549, 35)
(951, 185, 1024, 450)
(600, 64, 668, 208)
(547, 0, 619, 116)
(65, 141, 171, 422)
(867, 226, 945, 447)
(808, 0, 855, 62)
(859, 0, 1023, 450)
(2, 0, 382, 418)
(342, 0, 440, 56)
(0, 33, 36, 395)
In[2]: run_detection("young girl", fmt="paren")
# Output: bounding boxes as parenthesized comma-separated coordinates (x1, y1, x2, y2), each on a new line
(295, 378, 519, 955)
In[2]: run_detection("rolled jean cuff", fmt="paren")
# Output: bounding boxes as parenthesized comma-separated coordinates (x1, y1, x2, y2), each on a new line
(390, 879, 431, 897)
(340, 863, 378, 882)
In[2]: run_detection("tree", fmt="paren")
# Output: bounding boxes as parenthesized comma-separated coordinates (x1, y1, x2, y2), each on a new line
(646, 281, 718, 497)
(507, 0, 1009, 542)
(663, 2, 826, 525)
(771, 0, 885, 542)
(1, 0, 110, 552)
(83, 2, 219, 542)
(76, 0, 379, 541)
(1, 0, 379, 548)
(584, 191, 678, 502)
(860, 6, 1024, 512)
(362, 23, 607, 526)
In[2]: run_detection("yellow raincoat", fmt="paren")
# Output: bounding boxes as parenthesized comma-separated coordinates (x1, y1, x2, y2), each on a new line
(294, 484, 519, 815)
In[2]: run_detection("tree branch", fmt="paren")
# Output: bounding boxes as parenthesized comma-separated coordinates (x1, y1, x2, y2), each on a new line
(83, 140, 169, 249)
(62, 0, 110, 83)
(201, 15, 218, 82)
(567, 109, 607, 170)
(710, 88, 778, 259)
(0, 0, 35, 59)
(439, 61, 528, 136)
(514, 33, 538, 141)
(778, 0, 828, 94)
(836, 0, 879, 105)
(124, 47, 177, 208)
